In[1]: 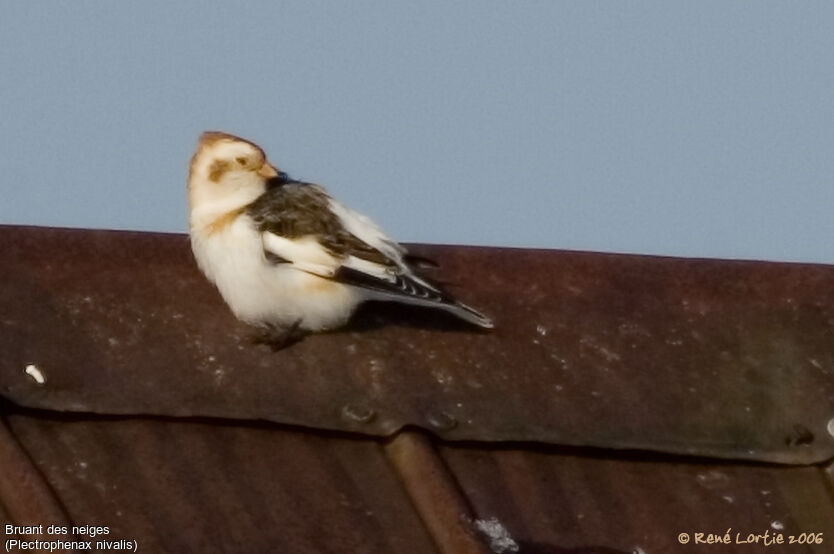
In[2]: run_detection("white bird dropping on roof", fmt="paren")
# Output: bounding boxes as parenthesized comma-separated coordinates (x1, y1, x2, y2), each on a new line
(187, 131, 493, 347)
(25, 364, 46, 384)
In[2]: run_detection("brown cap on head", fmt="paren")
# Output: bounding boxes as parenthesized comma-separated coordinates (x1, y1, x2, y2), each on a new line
(196, 131, 266, 155)
(199, 130, 249, 146)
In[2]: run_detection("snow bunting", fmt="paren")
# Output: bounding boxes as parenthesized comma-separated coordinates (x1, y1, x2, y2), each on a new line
(187, 131, 493, 346)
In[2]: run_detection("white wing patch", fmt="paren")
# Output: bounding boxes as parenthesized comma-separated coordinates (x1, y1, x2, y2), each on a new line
(262, 231, 401, 283)
(261, 233, 339, 277)
(341, 255, 397, 282)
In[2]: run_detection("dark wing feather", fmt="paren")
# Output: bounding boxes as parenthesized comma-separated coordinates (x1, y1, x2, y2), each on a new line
(334, 266, 455, 303)
(246, 181, 391, 265)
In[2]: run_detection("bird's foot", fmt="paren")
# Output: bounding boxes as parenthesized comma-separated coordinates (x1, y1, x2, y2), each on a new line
(252, 319, 307, 351)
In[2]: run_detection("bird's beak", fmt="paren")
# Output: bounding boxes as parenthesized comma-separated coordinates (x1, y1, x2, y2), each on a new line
(257, 162, 279, 178)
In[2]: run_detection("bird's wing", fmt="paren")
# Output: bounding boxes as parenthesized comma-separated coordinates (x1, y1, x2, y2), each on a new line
(251, 181, 493, 328)
(250, 182, 442, 294)
(326, 199, 406, 266)
(262, 228, 455, 306)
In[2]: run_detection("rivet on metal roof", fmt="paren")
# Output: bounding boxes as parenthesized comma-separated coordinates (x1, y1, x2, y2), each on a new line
(426, 411, 457, 431)
(24, 364, 46, 385)
(341, 404, 376, 424)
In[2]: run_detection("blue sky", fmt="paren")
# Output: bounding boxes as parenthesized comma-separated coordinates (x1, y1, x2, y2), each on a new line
(2, 2, 833, 262)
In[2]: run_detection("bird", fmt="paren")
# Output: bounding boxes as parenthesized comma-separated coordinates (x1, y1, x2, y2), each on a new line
(187, 131, 493, 348)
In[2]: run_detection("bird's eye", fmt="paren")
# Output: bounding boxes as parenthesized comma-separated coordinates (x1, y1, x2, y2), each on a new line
(235, 157, 247, 166)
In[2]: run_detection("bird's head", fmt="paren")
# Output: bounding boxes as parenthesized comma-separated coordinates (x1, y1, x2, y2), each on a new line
(187, 131, 280, 209)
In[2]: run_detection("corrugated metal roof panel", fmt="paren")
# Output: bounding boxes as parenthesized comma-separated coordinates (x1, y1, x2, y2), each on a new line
(2, 225, 834, 463)
(0, 416, 72, 536)
(4, 413, 438, 554)
(440, 445, 834, 553)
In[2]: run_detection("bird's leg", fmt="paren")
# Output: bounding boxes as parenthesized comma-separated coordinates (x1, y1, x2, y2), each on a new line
(252, 319, 307, 351)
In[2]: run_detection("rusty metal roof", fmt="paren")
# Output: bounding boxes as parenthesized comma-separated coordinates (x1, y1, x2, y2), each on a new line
(3, 413, 834, 553)
(3, 412, 438, 554)
(2, 224, 834, 553)
(2, 225, 834, 463)
(440, 444, 834, 553)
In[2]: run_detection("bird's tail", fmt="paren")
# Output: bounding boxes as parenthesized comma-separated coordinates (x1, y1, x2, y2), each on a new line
(439, 300, 494, 329)
(337, 266, 494, 329)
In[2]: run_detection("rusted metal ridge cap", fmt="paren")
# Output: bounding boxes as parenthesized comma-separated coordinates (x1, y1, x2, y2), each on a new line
(1, 225, 833, 464)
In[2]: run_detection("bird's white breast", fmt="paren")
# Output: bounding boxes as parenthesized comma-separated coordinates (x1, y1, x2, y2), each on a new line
(190, 216, 360, 331)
